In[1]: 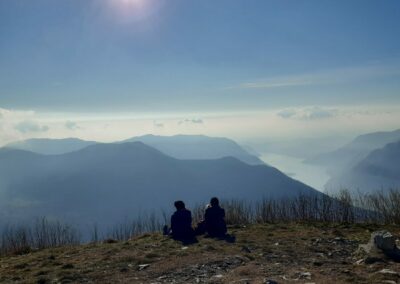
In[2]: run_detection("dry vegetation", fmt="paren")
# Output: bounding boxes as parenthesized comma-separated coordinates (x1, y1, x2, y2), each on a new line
(1, 189, 400, 283)
(1, 223, 400, 283)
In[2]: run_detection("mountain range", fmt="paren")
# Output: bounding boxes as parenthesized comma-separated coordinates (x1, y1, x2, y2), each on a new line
(5, 138, 97, 155)
(326, 140, 400, 193)
(305, 129, 400, 176)
(5, 134, 264, 165)
(124, 134, 264, 165)
(302, 129, 400, 192)
(0, 141, 319, 231)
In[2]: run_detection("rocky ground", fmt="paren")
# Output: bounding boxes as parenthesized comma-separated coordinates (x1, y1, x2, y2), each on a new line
(1, 223, 400, 283)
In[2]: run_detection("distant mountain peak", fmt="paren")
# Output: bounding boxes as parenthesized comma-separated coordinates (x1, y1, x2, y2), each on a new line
(124, 134, 264, 165)
(5, 137, 97, 155)
(2, 134, 265, 165)
(305, 128, 400, 173)
(326, 140, 400, 193)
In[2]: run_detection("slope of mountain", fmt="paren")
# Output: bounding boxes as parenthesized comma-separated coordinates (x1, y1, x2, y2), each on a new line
(5, 138, 96, 155)
(0, 142, 319, 230)
(305, 129, 400, 175)
(124, 134, 264, 165)
(325, 141, 400, 193)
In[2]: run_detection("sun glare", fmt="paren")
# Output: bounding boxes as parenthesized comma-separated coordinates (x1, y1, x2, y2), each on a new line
(113, 0, 149, 11)
(109, 0, 156, 24)
(119, 0, 146, 7)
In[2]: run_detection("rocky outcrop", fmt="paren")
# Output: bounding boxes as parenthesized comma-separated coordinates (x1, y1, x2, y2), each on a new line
(359, 230, 400, 263)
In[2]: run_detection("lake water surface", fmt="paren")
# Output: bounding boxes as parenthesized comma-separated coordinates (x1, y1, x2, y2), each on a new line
(259, 153, 330, 192)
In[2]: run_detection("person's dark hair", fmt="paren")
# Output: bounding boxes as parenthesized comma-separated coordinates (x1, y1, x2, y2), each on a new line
(210, 197, 219, 207)
(174, 200, 185, 210)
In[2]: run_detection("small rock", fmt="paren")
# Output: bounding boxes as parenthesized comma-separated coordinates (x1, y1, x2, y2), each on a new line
(274, 242, 279, 246)
(138, 264, 150, 271)
(241, 246, 251, 253)
(214, 274, 223, 278)
(181, 246, 189, 250)
(299, 272, 312, 280)
(355, 259, 364, 265)
(373, 231, 396, 251)
(313, 238, 321, 243)
(379, 269, 399, 276)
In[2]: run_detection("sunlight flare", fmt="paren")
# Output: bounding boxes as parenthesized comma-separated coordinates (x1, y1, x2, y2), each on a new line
(108, 0, 157, 24)
(118, 0, 146, 8)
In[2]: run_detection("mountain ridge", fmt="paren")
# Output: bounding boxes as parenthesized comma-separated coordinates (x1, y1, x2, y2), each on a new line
(123, 134, 264, 165)
(4, 138, 97, 155)
(305, 129, 400, 177)
(0, 141, 319, 231)
(4, 134, 264, 165)
(325, 140, 400, 193)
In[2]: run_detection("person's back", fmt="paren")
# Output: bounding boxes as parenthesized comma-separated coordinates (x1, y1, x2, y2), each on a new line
(205, 197, 227, 237)
(170, 201, 194, 240)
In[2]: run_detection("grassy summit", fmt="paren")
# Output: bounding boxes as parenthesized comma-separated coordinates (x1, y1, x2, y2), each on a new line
(1, 223, 400, 283)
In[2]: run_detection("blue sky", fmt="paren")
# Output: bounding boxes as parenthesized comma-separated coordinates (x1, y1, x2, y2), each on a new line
(0, 0, 399, 146)
(1, 0, 400, 111)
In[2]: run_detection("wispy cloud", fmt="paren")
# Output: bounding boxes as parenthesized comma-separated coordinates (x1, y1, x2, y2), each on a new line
(277, 107, 338, 120)
(14, 120, 49, 133)
(153, 120, 164, 128)
(236, 78, 314, 89)
(1, 106, 399, 148)
(178, 118, 204, 125)
(0, 108, 49, 145)
(65, 121, 81, 130)
(0, 108, 35, 119)
(227, 63, 400, 90)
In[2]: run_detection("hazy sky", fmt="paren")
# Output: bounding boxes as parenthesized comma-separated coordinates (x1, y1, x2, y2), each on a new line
(0, 0, 400, 146)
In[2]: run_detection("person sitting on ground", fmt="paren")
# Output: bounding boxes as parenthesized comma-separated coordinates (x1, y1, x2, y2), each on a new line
(170, 200, 195, 241)
(204, 197, 227, 238)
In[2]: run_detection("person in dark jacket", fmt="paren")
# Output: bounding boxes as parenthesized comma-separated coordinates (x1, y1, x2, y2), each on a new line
(170, 200, 195, 241)
(204, 197, 227, 238)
